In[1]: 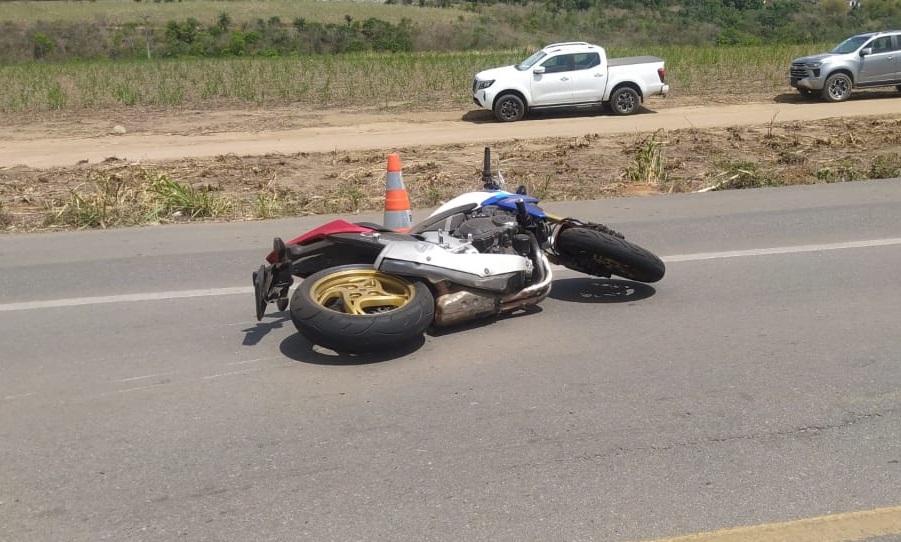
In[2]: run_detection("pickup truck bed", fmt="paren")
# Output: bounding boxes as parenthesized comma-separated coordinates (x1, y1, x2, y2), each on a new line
(608, 56, 665, 67)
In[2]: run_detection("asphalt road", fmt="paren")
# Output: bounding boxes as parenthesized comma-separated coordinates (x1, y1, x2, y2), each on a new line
(2, 180, 901, 542)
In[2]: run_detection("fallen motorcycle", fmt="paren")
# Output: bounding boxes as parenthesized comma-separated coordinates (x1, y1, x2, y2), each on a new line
(252, 148, 664, 354)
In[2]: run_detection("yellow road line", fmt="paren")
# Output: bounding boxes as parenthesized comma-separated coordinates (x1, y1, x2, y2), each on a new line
(634, 505, 901, 542)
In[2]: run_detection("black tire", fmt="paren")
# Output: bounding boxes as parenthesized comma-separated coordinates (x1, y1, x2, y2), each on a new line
(609, 86, 641, 115)
(821, 73, 852, 102)
(556, 227, 665, 283)
(290, 264, 434, 354)
(493, 93, 526, 122)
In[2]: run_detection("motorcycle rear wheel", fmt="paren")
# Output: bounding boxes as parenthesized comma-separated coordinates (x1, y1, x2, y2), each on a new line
(290, 264, 435, 354)
(556, 227, 665, 283)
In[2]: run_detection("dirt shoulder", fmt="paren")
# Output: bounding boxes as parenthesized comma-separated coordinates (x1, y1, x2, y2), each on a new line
(2, 90, 901, 232)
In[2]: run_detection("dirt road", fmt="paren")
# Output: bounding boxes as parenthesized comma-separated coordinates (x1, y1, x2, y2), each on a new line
(2, 93, 900, 169)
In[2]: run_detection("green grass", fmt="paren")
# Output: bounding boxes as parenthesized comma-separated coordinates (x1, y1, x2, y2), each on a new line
(45, 169, 233, 229)
(608, 43, 825, 96)
(0, 44, 828, 114)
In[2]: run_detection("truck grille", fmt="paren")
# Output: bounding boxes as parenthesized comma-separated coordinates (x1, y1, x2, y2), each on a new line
(790, 64, 809, 78)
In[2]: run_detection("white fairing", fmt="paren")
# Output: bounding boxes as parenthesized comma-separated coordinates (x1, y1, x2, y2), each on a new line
(375, 239, 530, 277)
(428, 191, 508, 217)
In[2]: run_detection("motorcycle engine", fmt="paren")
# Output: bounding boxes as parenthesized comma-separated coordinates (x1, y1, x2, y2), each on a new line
(454, 211, 528, 255)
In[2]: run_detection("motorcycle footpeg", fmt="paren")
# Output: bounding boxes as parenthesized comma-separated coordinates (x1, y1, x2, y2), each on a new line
(273, 237, 288, 263)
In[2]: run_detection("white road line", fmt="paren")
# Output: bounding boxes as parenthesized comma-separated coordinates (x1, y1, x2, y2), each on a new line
(0, 286, 253, 312)
(102, 384, 169, 396)
(228, 357, 276, 366)
(202, 368, 264, 380)
(663, 237, 901, 263)
(0, 237, 899, 314)
(2, 392, 36, 401)
(119, 371, 177, 382)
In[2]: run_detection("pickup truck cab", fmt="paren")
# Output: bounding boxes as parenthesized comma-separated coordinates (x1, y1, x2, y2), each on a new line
(471, 42, 669, 122)
(790, 30, 901, 102)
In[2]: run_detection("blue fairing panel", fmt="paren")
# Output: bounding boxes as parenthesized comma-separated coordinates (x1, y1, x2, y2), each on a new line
(481, 193, 546, 218)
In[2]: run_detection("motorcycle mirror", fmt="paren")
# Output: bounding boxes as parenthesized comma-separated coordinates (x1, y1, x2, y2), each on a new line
(482, 146, 495, 189)
(482, 146, 506, 190)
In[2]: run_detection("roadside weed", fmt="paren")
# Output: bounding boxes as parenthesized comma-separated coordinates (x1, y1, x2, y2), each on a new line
(255, 191, 283, 219)
(44, 168, 233, 228)
(624, 130, 667, 188)
(147, 174, 232, 219)
(817, 161, 866, 183)
(868, 153, 901, 179)
(711, 160, 780, 190)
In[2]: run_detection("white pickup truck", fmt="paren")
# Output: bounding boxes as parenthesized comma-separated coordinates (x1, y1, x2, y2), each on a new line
(471, 41, 669, 122)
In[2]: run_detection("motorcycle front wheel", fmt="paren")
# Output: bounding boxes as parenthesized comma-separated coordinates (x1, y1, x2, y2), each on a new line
(290, 264, 435, 354)
(556, 227, 665, 283)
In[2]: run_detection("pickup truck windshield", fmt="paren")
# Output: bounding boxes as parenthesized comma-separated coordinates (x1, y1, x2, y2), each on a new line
(831, 35, 870, 54)
(516, 51, 547, 71)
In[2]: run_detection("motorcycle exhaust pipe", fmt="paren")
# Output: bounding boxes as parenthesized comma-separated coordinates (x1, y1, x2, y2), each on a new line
(499, 235, 553, 311)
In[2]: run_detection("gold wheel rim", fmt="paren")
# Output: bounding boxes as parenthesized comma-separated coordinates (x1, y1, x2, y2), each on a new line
(310, 269, 415, 315)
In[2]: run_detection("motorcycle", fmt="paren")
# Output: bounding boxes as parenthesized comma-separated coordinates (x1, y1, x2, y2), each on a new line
(252, 147, 665, 354)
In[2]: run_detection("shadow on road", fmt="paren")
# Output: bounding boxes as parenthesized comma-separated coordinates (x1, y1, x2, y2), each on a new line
(461, 106, 656, 123)
(549, 277, 656, 303)
(276, 306, 546, 364)
(252, 279, 655, 363)
(427, 304, 544, 338)
(241, 313, 291, 346)
(773, 89, 901, 104)
(278, 332, 426, 366)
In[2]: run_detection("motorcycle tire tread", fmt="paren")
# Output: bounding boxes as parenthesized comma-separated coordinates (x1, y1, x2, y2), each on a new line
(556, 227, 665, 283)
(289, 264, 435, 354)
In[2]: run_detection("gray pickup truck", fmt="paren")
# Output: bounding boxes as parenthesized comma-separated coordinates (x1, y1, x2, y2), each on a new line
(790, 30, 901, 102)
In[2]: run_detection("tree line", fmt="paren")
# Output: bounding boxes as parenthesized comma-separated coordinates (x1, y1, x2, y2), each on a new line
(3, 0, 901, 63)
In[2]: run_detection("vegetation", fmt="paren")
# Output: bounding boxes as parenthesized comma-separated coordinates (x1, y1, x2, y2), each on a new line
(1, 0, 897, 114)
(2, 0, 901, 64)
(624, 130, 667, 189)
(0, 43, 820, 113)
(45, 169, 233, 229)
(3, 0, 901, 231)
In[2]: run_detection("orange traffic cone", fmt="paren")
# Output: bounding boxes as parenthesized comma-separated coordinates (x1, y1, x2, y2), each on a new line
(383, 153, 413, 232)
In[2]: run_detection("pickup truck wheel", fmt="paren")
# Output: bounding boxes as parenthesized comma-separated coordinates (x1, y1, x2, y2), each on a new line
(821, 73, 852, 102)
(493, 94, 525, 122)
(609, 87, 640, 115)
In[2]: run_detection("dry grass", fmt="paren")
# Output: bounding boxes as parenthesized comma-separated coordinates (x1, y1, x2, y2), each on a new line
(5, 114, 900, 232)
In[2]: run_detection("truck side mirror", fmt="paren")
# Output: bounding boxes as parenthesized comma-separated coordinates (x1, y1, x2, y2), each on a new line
(860, 47, 872, 56)
(533, 66, 546, 75)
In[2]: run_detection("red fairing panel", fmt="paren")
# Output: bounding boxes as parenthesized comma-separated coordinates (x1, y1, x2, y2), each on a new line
(265, 220, 377, 263)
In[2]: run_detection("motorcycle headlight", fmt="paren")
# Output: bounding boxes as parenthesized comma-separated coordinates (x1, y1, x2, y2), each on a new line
(806, 62, 822, 69)
(476, 79, 495, 90)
